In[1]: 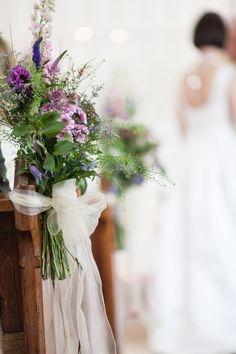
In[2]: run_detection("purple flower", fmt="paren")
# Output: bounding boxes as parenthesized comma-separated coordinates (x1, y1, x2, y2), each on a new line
(43, 62, 60, 84)
(7, 65, 32, 90)
(48, 89, 66, 102)
(56, 114, 75, 140)
(41, 101, 87, 124)
(132, 174, 144, 185)
(73, 124, 89, 143)
(73, 107, 87, 124)
(109, 184, 118, 194)
(29, 165, 43, 183)
(32, 37, 43, 68)
(41, 102, 63, 113)
(81, 161, 97, 171)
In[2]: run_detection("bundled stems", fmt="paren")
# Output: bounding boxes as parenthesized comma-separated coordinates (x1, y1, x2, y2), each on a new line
(41, 211, 70, 280)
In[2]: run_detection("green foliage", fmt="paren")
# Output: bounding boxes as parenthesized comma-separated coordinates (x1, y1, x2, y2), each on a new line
(54, 140, 74, 155)
(12, 123, 32, 137)
(43, 155, 56, 171)
(28, 68, 47, 118)
(42, 121, 65, 137)
(76, 177, 87, 195)
(39, 111, 61, 124)
(101, 122, 158, 194)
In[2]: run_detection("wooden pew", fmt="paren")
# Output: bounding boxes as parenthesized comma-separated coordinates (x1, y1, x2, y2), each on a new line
(0, 172, 117, 353)
(92, 206, 116, 337)
(92, 177, 118, 347)
(0, 173, 46, 354)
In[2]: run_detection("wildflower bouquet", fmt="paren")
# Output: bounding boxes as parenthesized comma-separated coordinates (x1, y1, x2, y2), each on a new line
(103, 90, 164, 249)
(103, 90, 162, 195)
(0, 0, 123, 281)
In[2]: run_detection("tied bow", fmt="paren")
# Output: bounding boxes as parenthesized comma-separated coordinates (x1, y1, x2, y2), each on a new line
(9, 178, 106, 248)
(9, 179, 116, 354)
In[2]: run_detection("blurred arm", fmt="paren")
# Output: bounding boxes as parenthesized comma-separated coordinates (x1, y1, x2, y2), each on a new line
(229, 76, 236, 123)
(176, 79, 187, 136)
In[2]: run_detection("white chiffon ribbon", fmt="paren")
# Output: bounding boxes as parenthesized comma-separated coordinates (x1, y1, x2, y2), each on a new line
(9, 179, 117, 354)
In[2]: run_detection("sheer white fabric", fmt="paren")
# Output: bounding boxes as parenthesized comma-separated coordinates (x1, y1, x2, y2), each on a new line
(9, 179, 116, 354)
(149, 64, 236, 354)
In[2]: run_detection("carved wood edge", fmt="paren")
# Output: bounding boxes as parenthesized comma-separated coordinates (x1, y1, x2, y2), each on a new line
(13, 161, 39, 239)
(14, 162, 46, 353)
(12, 160, 42, 260)
(100, 206, 113, 220)
(0, 193, 14, 211)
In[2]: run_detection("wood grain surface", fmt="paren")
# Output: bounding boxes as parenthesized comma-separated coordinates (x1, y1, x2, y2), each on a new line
(0, 329, 24, 354)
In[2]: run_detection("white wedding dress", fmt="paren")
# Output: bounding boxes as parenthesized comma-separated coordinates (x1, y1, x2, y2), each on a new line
(149, 63, 236, 354)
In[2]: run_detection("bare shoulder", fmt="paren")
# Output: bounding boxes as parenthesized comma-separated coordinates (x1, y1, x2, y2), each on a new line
(229, 70, 236, 88)
(228, 66, 236, 97)
(228, 69, 236, 122)
(180, 65, 200, 100)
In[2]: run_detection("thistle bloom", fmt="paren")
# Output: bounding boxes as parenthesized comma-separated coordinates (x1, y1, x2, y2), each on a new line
(48, 89, 66, 102)
(41, 102, 63, 113)
(73, 107, 87, 124)
(73, 124, 89, 143)
(7, 65, 32, 90)
(56, 114, 75, 140)
(44, 62, 60, 84)
(42, 101, 87, 125)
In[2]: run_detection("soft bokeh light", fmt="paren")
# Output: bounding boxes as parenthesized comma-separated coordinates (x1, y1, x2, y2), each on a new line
(75, 26, 93, 42)
(109, 28, 129, 44)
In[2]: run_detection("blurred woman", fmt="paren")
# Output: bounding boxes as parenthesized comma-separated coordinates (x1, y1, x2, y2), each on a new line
(227, 17, 236, 62)
(0, 35, 10, 192)
(149, 12, 236, 354)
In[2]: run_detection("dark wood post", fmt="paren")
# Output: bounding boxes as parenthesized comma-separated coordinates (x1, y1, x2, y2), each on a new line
(92, 207, 116, 335)
(92, 176, 118, 347)
(0, 161, 46, 354)
(13, 162, 46, 354)
(0, 196, 23, 333)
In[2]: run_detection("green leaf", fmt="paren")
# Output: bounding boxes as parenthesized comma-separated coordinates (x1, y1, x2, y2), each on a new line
(42, 121, 65, 137)
(54, 140, 74, 155)
(39, 111, 61, 126)
(12, 123, 31, 137)
(43, 155, 56, 171)
(54, 50, 68, 65)
(38, 176, 49, 195)
(76, 178, 87, 195)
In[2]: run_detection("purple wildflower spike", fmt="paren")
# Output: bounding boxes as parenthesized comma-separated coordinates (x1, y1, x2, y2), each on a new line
(32, 37, 43, 68)
(29, 165, 43, 183)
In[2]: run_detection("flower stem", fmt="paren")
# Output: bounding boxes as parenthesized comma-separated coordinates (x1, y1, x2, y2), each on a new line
(41, 212, 70, 280)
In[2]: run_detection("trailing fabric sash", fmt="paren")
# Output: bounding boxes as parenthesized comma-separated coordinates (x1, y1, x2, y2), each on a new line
(9, 179, 116, 354)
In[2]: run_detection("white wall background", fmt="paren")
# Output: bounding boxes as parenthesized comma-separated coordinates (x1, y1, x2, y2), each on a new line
(0, 0, 234, 181)
(0, 0, 233, 134)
